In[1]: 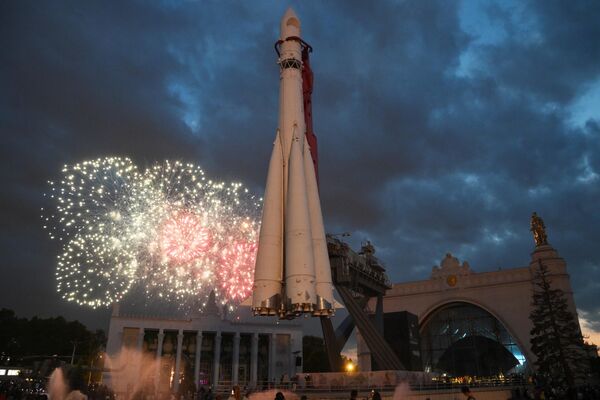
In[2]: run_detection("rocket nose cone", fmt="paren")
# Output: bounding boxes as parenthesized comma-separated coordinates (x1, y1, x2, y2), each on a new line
(280, 7, 301, 39)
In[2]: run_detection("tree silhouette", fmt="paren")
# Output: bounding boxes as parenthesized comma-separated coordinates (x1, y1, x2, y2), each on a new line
(302, 335, 330, 372)
(0, 308, 105, 369)
(529, 260, 589, 399)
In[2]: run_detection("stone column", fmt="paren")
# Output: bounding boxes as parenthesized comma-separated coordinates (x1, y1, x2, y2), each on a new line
(194, 331, 203, 388)
(268, 333, 276, 383)
(106, 328, 121, 356)
(155, 329, 165, 390)
(112, 302, 120, 317)
(174, 330, 184, 392)
(118, 330, 124, 352)
(136, 328, 145, 380)
(212, 332, 222, 388)
(288, 335, 295, 378)
(250, 333, 258, 387)
(232, 332, 241, 384)
(136, 328, 145, 351)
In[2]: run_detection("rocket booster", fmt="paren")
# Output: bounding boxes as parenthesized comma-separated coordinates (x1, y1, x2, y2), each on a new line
(252, 8, 334, 318)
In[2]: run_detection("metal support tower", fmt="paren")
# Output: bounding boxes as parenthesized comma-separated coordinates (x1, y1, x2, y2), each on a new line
(321, 236, 405, 371)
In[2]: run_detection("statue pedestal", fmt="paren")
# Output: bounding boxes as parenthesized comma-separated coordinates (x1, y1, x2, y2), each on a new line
(529, 244, 579, 322)
(529, 244, 566, 275)
(530, 244, 559, 262)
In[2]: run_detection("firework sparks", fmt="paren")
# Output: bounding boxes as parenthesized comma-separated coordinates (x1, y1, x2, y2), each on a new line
(217, 238, 257, 303)
(159, 211, 211, 264)
(43, 157, 260, 309)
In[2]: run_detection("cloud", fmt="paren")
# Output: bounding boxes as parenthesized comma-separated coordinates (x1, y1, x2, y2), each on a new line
(1, 0, 600, 334)
(579, 309, 600, 353)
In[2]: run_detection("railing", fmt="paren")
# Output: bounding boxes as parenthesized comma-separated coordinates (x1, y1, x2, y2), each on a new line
(205, 375, 526, 394)
(109, 376, 527, 399)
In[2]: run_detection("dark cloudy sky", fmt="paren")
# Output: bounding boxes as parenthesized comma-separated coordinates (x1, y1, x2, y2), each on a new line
(1, 1, 600, 342)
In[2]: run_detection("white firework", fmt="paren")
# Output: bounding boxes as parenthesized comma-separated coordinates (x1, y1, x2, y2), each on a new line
(43, 157, 261, 309)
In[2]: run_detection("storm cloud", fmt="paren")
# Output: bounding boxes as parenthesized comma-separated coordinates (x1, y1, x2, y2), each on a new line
(1, 1, 599, 334)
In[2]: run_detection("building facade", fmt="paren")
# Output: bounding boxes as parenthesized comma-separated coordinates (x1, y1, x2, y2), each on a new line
(104, 303, 302, 395)
(358, 243, 579, 376)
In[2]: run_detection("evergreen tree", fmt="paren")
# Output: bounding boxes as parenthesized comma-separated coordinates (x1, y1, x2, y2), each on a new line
(302, 335, 331, 372)
(529, 260, 589, 399)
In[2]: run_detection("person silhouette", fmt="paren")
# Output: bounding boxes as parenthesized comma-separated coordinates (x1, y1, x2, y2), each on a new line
(461, 386, 476, 400)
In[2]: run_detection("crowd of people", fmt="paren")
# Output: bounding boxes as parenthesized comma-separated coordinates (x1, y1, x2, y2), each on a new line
(0, 379, 49, 400)
(2, 377, 600, 400)
(0, 379, 117, 400)
(0, 379, 385, 400)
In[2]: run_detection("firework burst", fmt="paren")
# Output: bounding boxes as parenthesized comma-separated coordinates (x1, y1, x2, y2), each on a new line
(159, 211, 211, 264)
(217, 239, 258, 303)
(43, 157, 261, 309)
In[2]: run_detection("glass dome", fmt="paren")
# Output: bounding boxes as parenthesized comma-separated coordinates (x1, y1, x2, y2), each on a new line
(420, 302, 527, 376)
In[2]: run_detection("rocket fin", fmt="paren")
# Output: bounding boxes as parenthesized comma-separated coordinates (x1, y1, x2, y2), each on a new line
(252, 131, 284, 316)
(303, 137, 334, 316)
(284, 126, 316, 315)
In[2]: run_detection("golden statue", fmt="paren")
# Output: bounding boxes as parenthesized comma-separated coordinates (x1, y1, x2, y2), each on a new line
(530, 212, 548, 246)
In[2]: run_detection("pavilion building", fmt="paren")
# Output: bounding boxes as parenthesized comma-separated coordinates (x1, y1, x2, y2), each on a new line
(104, 295, 302, 395)
(358, 242, 580, 377)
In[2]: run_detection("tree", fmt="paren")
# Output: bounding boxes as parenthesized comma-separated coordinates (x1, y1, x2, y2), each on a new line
(529, 260, 589, 399)
(302, 335, 331, 372)
(583, 342, 600, 381)
(0, 308, 106, 369)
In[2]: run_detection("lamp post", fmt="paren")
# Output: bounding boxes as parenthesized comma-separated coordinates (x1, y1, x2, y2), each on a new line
(88, 354, 103, 385)
(70, 341, 79, 365)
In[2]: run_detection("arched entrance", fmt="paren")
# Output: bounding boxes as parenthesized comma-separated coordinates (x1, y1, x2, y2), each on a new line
(420, 302, 527, 376)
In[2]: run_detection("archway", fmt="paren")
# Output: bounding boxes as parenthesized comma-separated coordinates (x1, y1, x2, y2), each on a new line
(420, 302, 527, 376)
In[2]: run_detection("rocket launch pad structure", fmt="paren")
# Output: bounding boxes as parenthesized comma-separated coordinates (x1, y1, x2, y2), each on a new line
(325, 237, 405, 371)
(252, 8, 404, 371)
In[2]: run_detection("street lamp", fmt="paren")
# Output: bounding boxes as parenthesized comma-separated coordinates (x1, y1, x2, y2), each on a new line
(88, 353, 103, 385)
(70, 341, 79, 365)
(345, 360, 355, 373)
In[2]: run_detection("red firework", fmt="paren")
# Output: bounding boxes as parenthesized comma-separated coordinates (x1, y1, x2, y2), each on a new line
(159, 211, 211, 264)
(217, 240, 257, 302)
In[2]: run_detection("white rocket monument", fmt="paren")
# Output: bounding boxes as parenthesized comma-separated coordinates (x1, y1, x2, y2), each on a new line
(252, 8, 334, 318)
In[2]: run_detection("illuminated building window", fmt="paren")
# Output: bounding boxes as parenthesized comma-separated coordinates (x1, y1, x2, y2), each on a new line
(421, 302, 527, 376)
